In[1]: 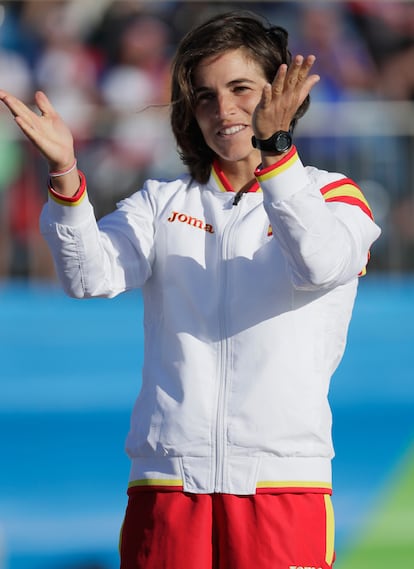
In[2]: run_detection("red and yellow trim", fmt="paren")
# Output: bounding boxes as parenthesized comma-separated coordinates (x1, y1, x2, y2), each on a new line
(321, 178, 373, 275)
(321, 178, 374, 220)
(256, 480, 332, 494)
(212, 159, 260, 194)
(324, 494, 335, 565)
(128, 478, 332, 495)
(128, 478, 184, 492)
(254, 146, 299, 181)
(48, 170, 87, 206)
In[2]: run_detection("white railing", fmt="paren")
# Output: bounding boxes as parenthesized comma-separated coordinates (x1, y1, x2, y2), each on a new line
(0, 100, 413, 278)
(297, 100, 414, 272)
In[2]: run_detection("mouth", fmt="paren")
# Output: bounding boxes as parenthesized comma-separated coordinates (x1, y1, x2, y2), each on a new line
(217, 124, 247, 137)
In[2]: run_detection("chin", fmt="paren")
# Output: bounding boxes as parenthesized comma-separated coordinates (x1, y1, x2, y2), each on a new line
(216, 149, 257, 165)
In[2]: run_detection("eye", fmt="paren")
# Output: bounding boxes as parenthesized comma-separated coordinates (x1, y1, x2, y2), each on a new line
(195, 91, 215, 104)
(233, 85, 250, 93)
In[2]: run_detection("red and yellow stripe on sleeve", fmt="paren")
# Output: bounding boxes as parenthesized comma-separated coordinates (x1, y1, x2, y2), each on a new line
(320, 178, 374, 220)
(48, 170, 87, 206)
(321, 178, 374, 276)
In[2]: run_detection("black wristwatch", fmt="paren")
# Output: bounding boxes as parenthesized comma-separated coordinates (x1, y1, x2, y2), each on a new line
(251, 130, 293, 154)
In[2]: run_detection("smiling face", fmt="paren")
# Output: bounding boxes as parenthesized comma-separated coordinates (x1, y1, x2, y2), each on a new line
(193, 48, 267, 174)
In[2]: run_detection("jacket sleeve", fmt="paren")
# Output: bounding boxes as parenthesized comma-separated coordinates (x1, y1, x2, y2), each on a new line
(39, 172, 155, 298)
(256, 146, 381, 290)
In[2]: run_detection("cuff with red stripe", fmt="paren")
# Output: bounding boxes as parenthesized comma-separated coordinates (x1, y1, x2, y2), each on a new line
(254, 146, 309, 201)
(48, 170, 87, 206)
(46, 170, 93, 226)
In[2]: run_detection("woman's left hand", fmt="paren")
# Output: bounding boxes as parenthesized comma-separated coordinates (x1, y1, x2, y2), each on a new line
(252, 54, 320, 139)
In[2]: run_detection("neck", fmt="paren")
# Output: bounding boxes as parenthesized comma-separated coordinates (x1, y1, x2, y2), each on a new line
(216, 156, 259, 193)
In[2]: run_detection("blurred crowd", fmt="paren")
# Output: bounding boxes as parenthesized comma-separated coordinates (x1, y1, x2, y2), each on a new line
(0, 0, 413, 278)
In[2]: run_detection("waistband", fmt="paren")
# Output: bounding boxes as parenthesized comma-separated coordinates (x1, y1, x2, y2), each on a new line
(128, 455, 332, 495)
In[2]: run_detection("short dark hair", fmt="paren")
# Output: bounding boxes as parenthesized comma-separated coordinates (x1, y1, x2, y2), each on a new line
(170, 11, 310, 183)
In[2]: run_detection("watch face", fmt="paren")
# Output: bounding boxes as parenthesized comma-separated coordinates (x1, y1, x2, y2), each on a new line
(251, 130, 292, 152)
(275, 132, 292, 152)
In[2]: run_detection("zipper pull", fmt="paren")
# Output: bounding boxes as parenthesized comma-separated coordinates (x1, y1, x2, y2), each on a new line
(232, 190, 245, 206)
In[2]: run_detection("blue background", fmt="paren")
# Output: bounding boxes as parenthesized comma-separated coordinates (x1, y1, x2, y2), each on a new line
(1, 276, 413, 569)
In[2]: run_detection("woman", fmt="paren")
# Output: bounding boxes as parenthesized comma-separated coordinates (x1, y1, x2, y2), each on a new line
(0, 11, 380, 569)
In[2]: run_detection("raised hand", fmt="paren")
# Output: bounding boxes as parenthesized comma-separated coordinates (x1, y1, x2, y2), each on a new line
(0, 89, 75, 172)
(252, 55, 320, 141)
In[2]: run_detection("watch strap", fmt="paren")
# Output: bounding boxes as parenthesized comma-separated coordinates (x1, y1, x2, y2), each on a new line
(251, 129, 293, 153)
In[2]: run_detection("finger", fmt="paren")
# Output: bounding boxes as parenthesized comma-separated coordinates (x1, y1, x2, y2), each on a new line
(284, 55, 304, 88)
(271, 56, 304, 97)
(296, 58, 317, 94)
(12, 116, 43, 151)
(0, 90, 35, 121)
(301, 54, 316, 71)
(284, 54, 315, 88)
(297, 55, 317, 84)
(271, 63, 288, 95)
(299, 73, 320, 103)
(297, 56, 320, 97)
(14, 114, 31, 130)
(258, 83, 272, 109)
(35, 90, 56, 117)
(0, 89, 14, 102)
(14, 113, 56, 159)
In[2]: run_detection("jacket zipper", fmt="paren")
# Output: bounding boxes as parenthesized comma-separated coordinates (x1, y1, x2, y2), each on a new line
(214, 198, 244, 491)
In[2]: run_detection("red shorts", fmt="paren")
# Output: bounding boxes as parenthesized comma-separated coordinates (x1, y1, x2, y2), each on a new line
(120, 490, 335, 569)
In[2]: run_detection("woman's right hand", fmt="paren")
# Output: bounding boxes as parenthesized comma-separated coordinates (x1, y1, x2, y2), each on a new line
(0, 89, 75, 172)
(0, 89, 82, 196)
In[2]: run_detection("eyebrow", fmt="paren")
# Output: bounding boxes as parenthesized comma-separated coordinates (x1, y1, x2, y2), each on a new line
(194, 78, 257, 93)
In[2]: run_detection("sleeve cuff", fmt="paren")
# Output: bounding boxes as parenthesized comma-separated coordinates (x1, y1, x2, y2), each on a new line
(48, 170, 87, 206)
(254, 146, 309, 202)
(254, 146, 298, 177)
(45, 170, 93, 226)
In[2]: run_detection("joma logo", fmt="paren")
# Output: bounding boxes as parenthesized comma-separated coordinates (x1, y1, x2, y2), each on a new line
(168, 211, 214, 234)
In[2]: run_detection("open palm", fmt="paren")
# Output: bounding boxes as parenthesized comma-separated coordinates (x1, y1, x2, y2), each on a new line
(253, 54, 320, 139)
(0, 89, 75, 171)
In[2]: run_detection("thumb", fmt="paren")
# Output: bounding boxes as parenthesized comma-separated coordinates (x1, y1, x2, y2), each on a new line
(34, 90, 56, 116)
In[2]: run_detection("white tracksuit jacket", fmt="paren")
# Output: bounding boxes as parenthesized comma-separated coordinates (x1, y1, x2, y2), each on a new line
(40, 146, 381, 495)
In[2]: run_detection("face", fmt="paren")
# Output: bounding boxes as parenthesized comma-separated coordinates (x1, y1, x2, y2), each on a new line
(193, 48, 267, 170)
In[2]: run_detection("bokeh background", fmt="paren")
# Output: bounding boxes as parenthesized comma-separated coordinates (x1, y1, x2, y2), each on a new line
(1, 1, 413, 568)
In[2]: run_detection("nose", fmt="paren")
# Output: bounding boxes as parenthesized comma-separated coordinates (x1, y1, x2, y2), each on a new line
(215, 92, 235, 118)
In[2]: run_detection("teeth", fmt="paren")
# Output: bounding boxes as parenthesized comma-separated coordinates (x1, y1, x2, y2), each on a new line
(220, 125, 245, 135)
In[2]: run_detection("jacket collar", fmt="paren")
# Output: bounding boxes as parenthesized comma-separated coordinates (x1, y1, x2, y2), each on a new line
(209, 159, 261, 195)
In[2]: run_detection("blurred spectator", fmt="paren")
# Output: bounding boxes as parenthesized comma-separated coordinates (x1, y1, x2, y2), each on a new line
(2, 147, 54, 278)
(0, 0, 413, 276)
(99, 13, 172, 125)
(85, 11, 181, 216)
(348, 1, 414, 100)
(21, 1, 109, 221)
(0, 2, 37, 278)
(0, 47, 32, 103)
(347, 1, 414, 265)
(0, 1, 41, 65)
(0, 3, 33, 100)
(31, 2, 100, 140)
(294, 3, 378, 103)
(288, 2, 408, 258)
(291, 3, 380, 174)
